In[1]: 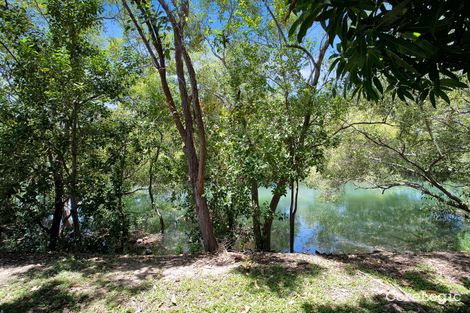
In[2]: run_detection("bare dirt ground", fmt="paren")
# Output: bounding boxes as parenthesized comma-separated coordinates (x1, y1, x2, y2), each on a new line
(0, 250, 468, 285)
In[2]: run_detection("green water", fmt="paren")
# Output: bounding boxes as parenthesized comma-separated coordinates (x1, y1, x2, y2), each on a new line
(126, 184, 469, 254)
(263, 184, 469, 253)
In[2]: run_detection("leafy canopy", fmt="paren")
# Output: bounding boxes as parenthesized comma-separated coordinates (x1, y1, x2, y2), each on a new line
(288, 0, 470, 105)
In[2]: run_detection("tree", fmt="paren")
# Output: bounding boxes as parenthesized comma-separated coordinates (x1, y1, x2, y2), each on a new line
(288, 0, 470, 105)
(317, 90, 470, 216)
(200, 0, 343, 251)
(0, 0, 135, 250)
(121, 0, 218, 252)
(127, 69, 172, 234)
(46, 0, 105, 239)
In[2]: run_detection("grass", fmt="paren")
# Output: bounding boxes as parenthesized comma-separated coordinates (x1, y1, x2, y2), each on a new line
(0, 252, 469, 312)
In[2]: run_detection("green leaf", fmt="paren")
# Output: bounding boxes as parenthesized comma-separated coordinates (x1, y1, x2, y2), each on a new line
(373, 77, 383, 94)
(435, 89, 450, 104)
(297, 13, 316, 42)
(429, 90, 436, 107)
(439, 79, 468, 89)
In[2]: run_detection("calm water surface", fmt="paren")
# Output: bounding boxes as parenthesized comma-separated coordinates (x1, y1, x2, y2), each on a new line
(128, 184, 469, 254)
(263, 184, 468, 253)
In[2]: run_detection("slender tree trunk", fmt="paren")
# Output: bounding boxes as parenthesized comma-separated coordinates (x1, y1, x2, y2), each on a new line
(174, 24, 217, 252)
(122, 0, 218, 252)
(149, 148, 164, 233)
(289, 178, 299, 253)
(188, 149, 218, 252)
(62, 201, 73, 229)
(149, 189, 165, 234)
(226, 207, 235, 248)
(69, 25, 82, 241)
(70, 104, 80, 239)
(261, 178, 287, 251)
(116, 144, 129, 248)
(193, 187, 217, 251)
(49, 153, 64, 249)
(251, 180, 262, 250)
(117, 193, 129, 247)
(289, 180, 294, 253)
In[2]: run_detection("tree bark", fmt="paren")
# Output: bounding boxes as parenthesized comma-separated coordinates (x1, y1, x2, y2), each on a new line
(193, 184, 218, 251)
(70, 103, 81, 239)
(69, 23, 82, 240)
(261, 177, 287, 251)
(122, 0, 218, 252)
(289, 178, 299, 253)
(289, 180, 294, 253)
(49, 153, 64, 249)
(116, 142, 130, 248)
(149, 147, 164, 233)
(251, 180, 263, 250)
(122, 0, 217, 252)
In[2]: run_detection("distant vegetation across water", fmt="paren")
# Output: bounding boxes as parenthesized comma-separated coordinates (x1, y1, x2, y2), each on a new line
(126, 184, 470, 255)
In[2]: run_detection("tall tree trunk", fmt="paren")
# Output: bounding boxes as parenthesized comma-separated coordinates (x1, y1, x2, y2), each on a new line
(69, 24, 82, 240)
(226, 207, 235, 248)
(289, 178, 299, 253)
(122, 0, 218, 252)
(116, 192, 129, 249)
(251, 180, 262, 250)
(176, 22, 217, 253)
(70, 104, 80, 239)
(289, 180, 294, 253)
(49, 153, 64, 249)
(116, 143, 129, 248)
(188, 148, 218, 252)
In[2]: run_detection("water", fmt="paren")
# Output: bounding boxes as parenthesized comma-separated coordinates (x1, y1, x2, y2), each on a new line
(124, 193, 194, 254)
(264, 184, 469, 253)
(126, 184, 469, 254)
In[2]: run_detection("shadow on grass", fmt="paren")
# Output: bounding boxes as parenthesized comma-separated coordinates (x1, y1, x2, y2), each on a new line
(403, 270, 450, 293)
(459, 276, 470, 290)
(327, 252, 469, 295)
(0, 279, 85, 313)
(232, 254, 324, 297)
(97, 278, 156, 309)
(0, 255, 168, 312)
(301, 294, 468, 313)
(0, 252, 243, 311)
(0, 270, 156, 312)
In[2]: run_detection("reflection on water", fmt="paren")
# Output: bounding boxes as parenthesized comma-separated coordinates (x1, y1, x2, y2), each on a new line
(124, 194, 193, 254)
(127, 184, 469, 254)
(264, 184, 469, 253)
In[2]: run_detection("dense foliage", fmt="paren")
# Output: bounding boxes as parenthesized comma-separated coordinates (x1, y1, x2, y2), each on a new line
(288, 0, 470, 105)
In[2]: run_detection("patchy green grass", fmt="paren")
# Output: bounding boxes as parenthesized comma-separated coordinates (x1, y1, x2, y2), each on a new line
(0, 252, 468, 312)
